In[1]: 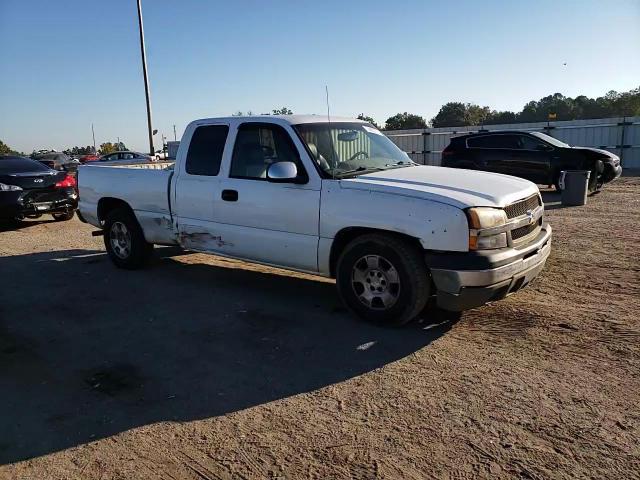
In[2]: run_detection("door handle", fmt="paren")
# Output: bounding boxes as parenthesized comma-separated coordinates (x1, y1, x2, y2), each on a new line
(221, 189, 238, 202)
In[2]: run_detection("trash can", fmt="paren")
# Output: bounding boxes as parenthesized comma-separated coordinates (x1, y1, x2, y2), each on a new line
(559, 170, 590, 206)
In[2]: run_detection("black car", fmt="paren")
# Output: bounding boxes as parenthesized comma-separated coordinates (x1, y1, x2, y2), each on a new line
(0, 155, 78, 222)
(32, 152, 79, 172)
(442, 131, 622, 191)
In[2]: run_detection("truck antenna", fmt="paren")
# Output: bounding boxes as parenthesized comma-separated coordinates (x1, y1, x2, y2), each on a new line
(325, 85, 331, 122)
(325, 85, 335, 180)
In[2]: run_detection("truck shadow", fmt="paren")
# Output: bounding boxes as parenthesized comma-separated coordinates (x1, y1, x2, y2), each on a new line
(0, 248, 451, 464)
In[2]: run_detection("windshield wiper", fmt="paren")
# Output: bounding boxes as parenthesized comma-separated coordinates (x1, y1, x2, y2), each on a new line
(384, 160, 418, 168)
(333, 166, 386, 177)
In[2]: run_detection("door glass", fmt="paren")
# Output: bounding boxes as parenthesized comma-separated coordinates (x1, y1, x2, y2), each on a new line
(468, 135, 519, 149)
(230, 123, 302, 179)
(518, 135, 546, 150)
(185, 125, 229, 176)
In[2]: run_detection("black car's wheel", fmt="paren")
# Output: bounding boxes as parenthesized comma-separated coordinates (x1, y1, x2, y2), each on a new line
(52, 211, 75, 221)
(554, 175, 562, 192)
(336, 233, 430, 326)
(103, 208, 153, 269)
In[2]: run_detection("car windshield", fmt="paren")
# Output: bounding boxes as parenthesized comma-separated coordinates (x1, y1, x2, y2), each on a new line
(294, 122, 415, 177)
(530, 131, 570, 148)
(0, 156, 50, 173)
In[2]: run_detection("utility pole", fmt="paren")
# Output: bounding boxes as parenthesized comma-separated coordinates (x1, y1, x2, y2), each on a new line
(136, 0, 154, 156)
(91, 123, 96, 153)
(173, 124, 177, 141)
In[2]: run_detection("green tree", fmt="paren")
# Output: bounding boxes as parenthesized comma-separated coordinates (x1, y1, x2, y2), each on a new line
(99, 142, 117, 155)
(357, 114, 380, 129)
(485, 110, 518, 125)
(272, 107, 293, 115)
(384, 112, 428, 130)
(0, 140, 11, 155)
(430, 102, 467, 127)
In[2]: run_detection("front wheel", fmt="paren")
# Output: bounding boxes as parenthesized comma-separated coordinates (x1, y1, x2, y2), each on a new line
(103, 208, 153, 269)
(336, 233, 430, 326)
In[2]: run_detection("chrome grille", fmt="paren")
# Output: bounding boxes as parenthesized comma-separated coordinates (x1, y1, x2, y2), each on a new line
(504, 195, 541, 219)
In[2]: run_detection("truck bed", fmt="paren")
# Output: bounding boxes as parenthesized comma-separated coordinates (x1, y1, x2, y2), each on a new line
(78, 161, 178, 245)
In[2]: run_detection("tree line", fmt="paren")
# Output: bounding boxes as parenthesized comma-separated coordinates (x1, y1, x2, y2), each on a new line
(379, 86, 640, 130)
(0, 141, 127, 158)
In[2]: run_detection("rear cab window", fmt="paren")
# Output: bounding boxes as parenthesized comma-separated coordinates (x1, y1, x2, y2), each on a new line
(185, 125, 229, 176)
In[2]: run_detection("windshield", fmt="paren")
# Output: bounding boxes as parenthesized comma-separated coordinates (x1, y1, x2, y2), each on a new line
(294, 122, 415, 177)
(530, 131, 570, 148)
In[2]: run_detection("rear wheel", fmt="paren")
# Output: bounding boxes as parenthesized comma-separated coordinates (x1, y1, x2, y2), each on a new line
(336, 233, 430, 326)
(103, 208, 153, 269)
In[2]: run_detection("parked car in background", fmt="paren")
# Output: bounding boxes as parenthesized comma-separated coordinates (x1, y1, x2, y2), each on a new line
(100, 151, 153, 163)
(441, 131, 622, 191)
(79, 153, 101, 163)
(78, 115, 551, 326)
(0, 155, 77, 221)
(32, 152, 79, 172)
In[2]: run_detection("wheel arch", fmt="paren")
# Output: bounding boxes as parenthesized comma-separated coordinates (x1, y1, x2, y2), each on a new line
(97, 197, 135, 225)
(328, 227, 424, 278)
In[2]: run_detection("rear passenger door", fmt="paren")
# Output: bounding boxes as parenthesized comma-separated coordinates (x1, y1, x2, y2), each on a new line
(510, 134, 553, 184)
(172, 122, 230, 243)
(466, 134, 520, 175)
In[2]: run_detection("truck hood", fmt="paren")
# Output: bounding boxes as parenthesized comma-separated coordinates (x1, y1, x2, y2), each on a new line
(339, 165, 539, 209)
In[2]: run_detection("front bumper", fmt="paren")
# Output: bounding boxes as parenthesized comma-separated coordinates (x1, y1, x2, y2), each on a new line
(429, 224, 552, 311)
(603, 163, 622, 182)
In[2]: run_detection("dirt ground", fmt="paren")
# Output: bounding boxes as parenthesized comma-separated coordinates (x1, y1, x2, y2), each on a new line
(1, 178, 638, 479)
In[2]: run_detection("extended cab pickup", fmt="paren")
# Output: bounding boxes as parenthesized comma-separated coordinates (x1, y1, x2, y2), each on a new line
(78, 116, 551, 325)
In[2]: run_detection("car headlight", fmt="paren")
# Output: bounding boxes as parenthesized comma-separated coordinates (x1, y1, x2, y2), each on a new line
(0, 183, 23, 192)
(467, 207, 508, 250)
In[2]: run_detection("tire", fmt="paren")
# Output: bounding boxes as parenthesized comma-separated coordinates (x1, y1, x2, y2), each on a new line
(103, 207, 153, 269)
(553, 173, 562, 192)
(52, 211, 75, 221)
(336, 233, 430, 326)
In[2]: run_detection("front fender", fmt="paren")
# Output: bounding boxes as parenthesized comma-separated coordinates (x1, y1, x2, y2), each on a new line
(320, 185, 470, 252)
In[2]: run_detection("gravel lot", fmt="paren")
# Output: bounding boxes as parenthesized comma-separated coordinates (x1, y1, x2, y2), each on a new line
(1, 178, 639, 479)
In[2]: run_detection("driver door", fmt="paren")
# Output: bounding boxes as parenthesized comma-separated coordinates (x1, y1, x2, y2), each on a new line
(213, 122, 321, 272)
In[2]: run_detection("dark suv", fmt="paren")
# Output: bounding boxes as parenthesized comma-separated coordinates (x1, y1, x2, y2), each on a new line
(442, 131, 622, 191)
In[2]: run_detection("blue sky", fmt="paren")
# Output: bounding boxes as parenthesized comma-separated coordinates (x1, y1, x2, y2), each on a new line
(1, 0, 639, 153)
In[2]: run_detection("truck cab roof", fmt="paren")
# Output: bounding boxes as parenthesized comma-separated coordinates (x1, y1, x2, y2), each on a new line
(189, 115, 369, 126)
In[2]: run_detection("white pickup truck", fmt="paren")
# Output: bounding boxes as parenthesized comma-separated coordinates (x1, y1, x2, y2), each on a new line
(78, 115, 551, 325)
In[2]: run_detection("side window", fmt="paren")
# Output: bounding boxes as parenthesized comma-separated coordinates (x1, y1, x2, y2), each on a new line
(467, 136, 497, 148)
(468, 135, 520, 149)
(185, 125, 229, 176)
(518, 135, 546, 150)
(230, 123, 302, 180)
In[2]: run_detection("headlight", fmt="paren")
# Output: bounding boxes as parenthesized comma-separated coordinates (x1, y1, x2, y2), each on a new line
(467, 207, 508, 250)
(0, 183, 23, 192)
(467, 207, 507, 229)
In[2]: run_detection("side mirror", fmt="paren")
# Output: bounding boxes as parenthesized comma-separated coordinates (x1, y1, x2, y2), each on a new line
(266, 161, 299, 183)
